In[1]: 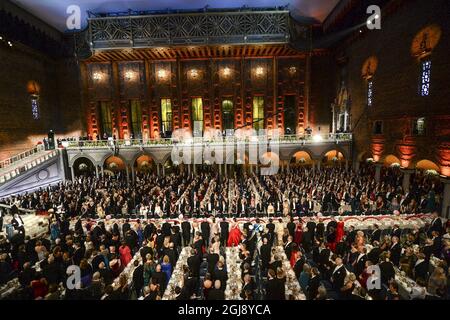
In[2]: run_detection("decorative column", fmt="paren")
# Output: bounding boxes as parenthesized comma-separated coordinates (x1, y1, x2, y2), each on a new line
(374, 163, 382, 183)
(397, 137, 416, 169)
(353, 160, 360, 173)
(70, 166, 75, 181)
(95, 165, 99, 179)
(371, 136, 385, 163)
(156, 163, 161, 176)
(131, 165, 136, 183)
(440, 177, 450, 218)
(125, 165, 130, 183)
(401, 168, 414, 192)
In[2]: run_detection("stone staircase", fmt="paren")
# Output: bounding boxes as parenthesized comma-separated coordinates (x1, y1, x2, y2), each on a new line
(0, 149, 59, 185)
(1, 214, 49, 238)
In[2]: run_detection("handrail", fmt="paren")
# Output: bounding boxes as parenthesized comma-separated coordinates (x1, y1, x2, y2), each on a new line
(0, 149, 59, 185)
(65, 133, 352, 149)
(0, 144, 45, 169)
(0, 203, 36, 215)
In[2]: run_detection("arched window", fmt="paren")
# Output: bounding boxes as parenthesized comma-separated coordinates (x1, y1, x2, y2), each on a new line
(367, 79, 374, 106)
(31, 98, 40, 120)
(419, 58, 431, 96)
(252, 96, 264, 131)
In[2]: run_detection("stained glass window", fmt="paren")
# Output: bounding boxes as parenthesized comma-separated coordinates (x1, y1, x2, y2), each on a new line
(161, 98, 172, 134)
(129, 100, 142, 139)
(31, 98, 40, 120)
(367, 80, 373, 107)
(420, 59, 431, 96)
(191, 97, 203, 135)
(253, 96, 264, 131)
(222, 99, 234, 132)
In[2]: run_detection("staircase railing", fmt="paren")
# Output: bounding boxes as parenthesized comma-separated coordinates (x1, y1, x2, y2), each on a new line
(0, 144, 45, 169)
(0, 149, 59, 185)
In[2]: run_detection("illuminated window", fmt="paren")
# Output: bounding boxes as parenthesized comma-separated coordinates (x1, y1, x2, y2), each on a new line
(31, 98, 40, 120)
(253, 96, 264, 131)
(161, 98, 172, 134)
(98, 102, 112, 137)
(420, 59, 431, 96)
(412, 117, 426, 135)
(367, 80, 374, 106)
(222, 99, 234, 132)
(129, 100, 142, 138)
(373, 120, 383, 135)
(191, 98, 203, 135)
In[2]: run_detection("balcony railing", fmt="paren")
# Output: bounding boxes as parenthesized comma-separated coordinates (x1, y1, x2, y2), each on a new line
(0, 144, 45, 170)
(65, 133, 352, 149)
(88, 9, 291, 50)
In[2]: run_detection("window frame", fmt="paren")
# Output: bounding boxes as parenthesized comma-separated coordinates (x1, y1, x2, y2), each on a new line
(252, 95, 265, 131)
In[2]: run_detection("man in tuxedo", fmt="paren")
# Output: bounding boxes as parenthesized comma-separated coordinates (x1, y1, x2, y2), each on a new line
(265, 269, 285, 300)
(181, 218, 191, 247)
(219, 218, 229, 247)
(431, 231, 443, 257)
(379, 252, 395, 285)
(413, 253, 429, 281)
(162, 220, 172, 237)
(307, 267, 321, 300)
(206, 248, 220, 274)
(428, 211, 443, 237)
(346, 226, 357, 245)
(389, 236, 402, 266)
(391, 225, 401, 239)
(132, 260, 144, 297)
(331, 257, 347, 294)
(11, 214, 25, 236)
(213, 261, 228, 287)
(122, 219, 131, 237)
(266, 219, 276, 246)
(370, 224, 382, 243)
(367, 241, 381, 264)
(286, 217, 296, 238)
(260, 237, 271, 271)
(187, 249, 201, 277)
(353, 246, 367, 277)
(201, 220, 211, 247)
(284, 236, 295, 260)
(293, 251, 306, 279)
(208, 280, 225, 300)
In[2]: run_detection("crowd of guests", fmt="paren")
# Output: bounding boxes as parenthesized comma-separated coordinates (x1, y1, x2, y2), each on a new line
(0, 208, 449, 300)
(0, 165, 443, 222)
(0, 164, 448, 300)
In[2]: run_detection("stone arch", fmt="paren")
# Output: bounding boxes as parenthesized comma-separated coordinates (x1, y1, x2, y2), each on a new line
(69, 153, 97, 167)
(290, 150, 313, 166)
(287, 148, 314, 162)
(415, 159, 440, 172)
(102, 155, 127, 172)
(383, 154, 401, 167)
(318, 145, 349, 161)
(100, 153, 129, 167)
(72, 156, 95, 177)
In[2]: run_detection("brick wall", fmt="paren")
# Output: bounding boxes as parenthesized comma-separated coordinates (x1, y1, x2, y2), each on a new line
(310, 0, 450, 175)
(0, 42, 82, 160)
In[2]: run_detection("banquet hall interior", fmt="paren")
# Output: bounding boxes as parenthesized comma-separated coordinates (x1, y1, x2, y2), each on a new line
(0, 0, 449, 301)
